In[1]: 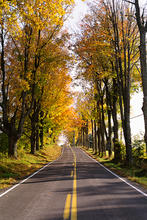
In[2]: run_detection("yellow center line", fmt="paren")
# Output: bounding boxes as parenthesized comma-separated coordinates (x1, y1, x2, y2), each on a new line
(71, 166, 77, 220)
(63, 146, 77, 220)
(64, 193, 72, 220)
(70, 147, 77, 220)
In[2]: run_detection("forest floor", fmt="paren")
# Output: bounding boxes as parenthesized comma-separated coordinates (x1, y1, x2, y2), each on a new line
(81, 147, 147, 190)
(0, 144, 61, 189)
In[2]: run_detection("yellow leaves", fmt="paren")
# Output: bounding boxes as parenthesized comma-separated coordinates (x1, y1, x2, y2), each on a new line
(0, 0, 75, 38)
(20, 79, 30, 92)
(0, 0, 75, 135)
(10, 76, 30, 95)
(17, 0, 74, 31)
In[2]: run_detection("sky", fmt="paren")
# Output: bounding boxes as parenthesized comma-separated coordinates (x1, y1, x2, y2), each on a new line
(57, 133, 68, 146)
(130, 91, 144, 138)
(64, 0, 90, 34)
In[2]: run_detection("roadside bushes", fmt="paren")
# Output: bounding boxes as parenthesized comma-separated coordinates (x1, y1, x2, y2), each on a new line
(132, 137, 145, 166)
(113, 138, 145, 166)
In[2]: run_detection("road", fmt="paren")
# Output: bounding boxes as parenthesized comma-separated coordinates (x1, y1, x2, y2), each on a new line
(0, 146, 147, 220)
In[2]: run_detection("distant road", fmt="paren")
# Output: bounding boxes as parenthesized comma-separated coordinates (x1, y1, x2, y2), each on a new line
(0, 146, 147, 220)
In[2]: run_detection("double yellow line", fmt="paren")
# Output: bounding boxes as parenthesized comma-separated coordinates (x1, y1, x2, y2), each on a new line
(63, 147, 77, 220)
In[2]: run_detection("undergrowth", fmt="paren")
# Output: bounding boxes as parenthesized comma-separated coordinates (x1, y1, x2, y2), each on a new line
(0, 144, 61, 189)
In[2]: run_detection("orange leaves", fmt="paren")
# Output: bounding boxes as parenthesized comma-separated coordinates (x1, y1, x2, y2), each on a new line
(63, 107, 83, 133)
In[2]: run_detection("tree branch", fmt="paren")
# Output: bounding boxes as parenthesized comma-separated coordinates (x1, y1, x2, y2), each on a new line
(123, 0, 135, 5)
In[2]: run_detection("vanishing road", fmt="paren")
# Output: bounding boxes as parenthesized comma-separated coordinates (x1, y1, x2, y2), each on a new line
(0, 146, 147, 220)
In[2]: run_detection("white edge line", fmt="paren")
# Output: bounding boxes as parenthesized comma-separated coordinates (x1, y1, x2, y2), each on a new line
(0, 146, 65, 198)
(80, 148, 147, 198)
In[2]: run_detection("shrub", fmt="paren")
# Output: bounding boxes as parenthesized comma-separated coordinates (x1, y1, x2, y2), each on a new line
(132, 137, 145, 166)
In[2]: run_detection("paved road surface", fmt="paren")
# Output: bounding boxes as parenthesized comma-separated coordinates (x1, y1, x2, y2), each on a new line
(0, 146, 147, 220)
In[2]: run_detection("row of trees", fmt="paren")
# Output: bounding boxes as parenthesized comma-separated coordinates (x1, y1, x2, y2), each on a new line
(0, 0, 75, 157)
(73, 0, 146, 166)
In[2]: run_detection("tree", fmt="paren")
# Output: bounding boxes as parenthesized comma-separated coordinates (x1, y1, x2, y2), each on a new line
(0, 0, 74, 157)
(125, 0, 147, 153)
(73, 0, 140, 165)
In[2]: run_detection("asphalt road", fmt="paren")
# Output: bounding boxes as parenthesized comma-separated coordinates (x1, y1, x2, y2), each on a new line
(0, 146, 147, 220)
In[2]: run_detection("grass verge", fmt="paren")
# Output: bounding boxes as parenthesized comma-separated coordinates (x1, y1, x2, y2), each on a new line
(0, 144, 61, 189)
(81, 146, 147, 190)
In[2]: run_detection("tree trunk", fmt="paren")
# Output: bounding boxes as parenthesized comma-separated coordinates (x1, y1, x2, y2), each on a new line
(111, 79, 121, 162)
(100, 116, 105, 157)
(39, 126, 43, 149)
(73, 131, 75, 146)
(39, 123, 43, 149)
(83, 128, 85, 147)
(31, 118, 36, 154)
(97, 123, 101, 156)
(91, 119, 94, 150)
(77, 128, 82, 146)
(105, 81, 112, 157)
(36, 126, 39, 151)
(107, 108, 112, 158)
(134, 0, 147, 153)
(8, 135, 18, 158)
(124, 93, 132, 165)
(82, 127, 85, 146)
(94, 120, 97, 154)
(85, 120, 89, 148)
(140, 31, 147, 153)
(110, 1, 133, 165)
(123, 44, 132, 166)
(39, 111, 44, 149)
(35, 109, 40, 151)
(101, 96, 106, 156)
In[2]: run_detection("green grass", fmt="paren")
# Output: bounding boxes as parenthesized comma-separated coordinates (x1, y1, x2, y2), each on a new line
(81, 146, 147, 190)
(0, 144, 61, 189)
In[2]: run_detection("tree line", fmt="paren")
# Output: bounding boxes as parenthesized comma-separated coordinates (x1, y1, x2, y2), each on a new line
(72, 0, 147, 166)
(0, 0, 75, 158)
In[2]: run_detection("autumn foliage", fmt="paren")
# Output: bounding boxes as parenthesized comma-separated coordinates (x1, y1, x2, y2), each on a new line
(0, 0, 75, 157)
(72, 0, 145, 166)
